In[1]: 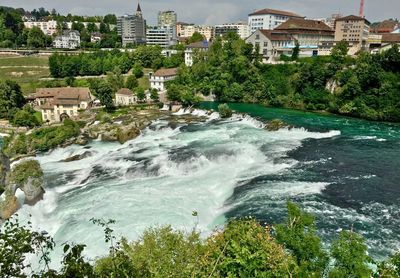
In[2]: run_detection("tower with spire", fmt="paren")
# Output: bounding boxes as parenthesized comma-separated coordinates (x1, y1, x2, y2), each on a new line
(117, 0, 146, 46)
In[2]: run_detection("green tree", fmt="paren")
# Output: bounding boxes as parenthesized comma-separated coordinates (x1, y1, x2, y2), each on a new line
(150, 88, 159, 102)
(292, 41, 300, 60)
(27, 26, 46, 48)
(106, 67, 125, 92)
(202, 219, 297, 277)
(12, 106, 41, 128)
(329, 230, 373, 278)
(125, 74, 139, 91)
(276, 202, 329, 277)
(136, 87, 146, 102)
(0, 80, 26, 119)
(91, 80, 115, 111)
(218, 103, 232, 118)
(188, 32, 205, 44)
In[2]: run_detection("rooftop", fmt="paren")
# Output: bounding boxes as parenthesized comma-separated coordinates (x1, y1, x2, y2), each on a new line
(186, 41, 212, 49)
(249, 8, 303, 18)
(382, 33, 400, 43)
(259, 30, 294, 41)
(154, 68, 178, 77)
(275, 18, 333, 32)
(336, 15, 371, 25)
(116, 88, 134, 96)
(35, 87, 92, 107)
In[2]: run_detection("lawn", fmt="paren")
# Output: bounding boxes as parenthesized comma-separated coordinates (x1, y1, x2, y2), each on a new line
(0, 55, 50, 95)
(0, 55, 49, 67)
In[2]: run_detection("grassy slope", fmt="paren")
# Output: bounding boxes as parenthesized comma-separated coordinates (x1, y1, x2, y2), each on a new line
(0, 55, 50, 95)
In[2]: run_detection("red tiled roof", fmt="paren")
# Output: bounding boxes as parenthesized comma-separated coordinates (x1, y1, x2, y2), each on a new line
(382, 33, 400, 43)
(35, 87, 92, 107)
(275, 18, 334, 36)
(116, 88, 134, 96)
(154, 68, 178, 77)
(249, 8, 303, 18)
(259, 30, 294, 41)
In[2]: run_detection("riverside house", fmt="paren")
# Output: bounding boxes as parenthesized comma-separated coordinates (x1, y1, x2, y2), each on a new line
(149, 68, 178, 92)
(115, 88, 138, 106)
(31, 87, 93, 123)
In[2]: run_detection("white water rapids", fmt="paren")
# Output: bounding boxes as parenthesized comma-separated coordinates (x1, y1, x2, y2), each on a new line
(16, 111, 341, 267)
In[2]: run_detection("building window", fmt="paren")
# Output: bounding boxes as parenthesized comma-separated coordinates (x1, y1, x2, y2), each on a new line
(264, 42, 268, 47)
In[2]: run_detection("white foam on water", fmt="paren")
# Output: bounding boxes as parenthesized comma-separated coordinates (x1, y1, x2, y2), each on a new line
(15, 113, 342, 269)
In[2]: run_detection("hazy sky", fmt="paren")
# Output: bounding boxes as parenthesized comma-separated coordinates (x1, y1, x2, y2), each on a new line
(2, 0, 399, 25)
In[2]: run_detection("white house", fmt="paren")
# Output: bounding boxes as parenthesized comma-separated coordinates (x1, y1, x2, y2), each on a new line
(32, 87, 93, 123)
(115, 88, 137, 106)
(248, 8, 304, 33)
(184, 41, 212, 66)
(90, 32, 103, 43)
(150, 68, 178, 92)
(53, 30, 81, 49)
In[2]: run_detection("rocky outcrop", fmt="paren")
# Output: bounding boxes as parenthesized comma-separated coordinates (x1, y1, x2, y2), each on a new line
(0, 193, 19, 220)
(265, 119, 288, 131)
(61, 151, 93, 163)
(117, 126, 141, 144)
(8, 159, 45, 206)
(0, 151, 10, 194)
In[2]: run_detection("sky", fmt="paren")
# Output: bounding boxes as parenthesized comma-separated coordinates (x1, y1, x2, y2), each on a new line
(2, 0, 399, 25)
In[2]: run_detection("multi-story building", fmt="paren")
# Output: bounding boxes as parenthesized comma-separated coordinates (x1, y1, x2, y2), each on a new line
(146, 26, 176, 48)
(24, 20, 58, 35)
(117, 3, 146, 46)
(184, 41, 212, 66)
(177, 23, 214, 41)
(246, 19, 334, 60)
(248, 8, 304, 33)
(275, 18, 334, 51)
(53, 30, 81, 49)
(158, 11, 177, 28)
(214, 22, 250, 39)
(33, 87, 93, 123)
(246, 29, 294, 61)
(313, 14, 342, 30)
(150, 68, 178, 92)
(334, 15, 370, 53)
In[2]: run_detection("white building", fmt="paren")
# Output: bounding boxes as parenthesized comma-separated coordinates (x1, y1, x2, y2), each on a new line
(115, 88, 137, 106)
(90, 32, 103, 43)
(146, 26, 176, 48)
(177, 23, 214, 41)
(53, 30, 81, 49)
(248, 8, 304, 33)
(24, 20, 58, 35)
(184, 41, 212, 66)
(246, 19, 334, 61)
(33, 87, 93, 123)
(150, 68, 178, 92)
(214, 22, 250, 39)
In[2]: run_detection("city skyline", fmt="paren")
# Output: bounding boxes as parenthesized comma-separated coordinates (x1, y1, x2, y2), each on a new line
(2, 0, 400, 25)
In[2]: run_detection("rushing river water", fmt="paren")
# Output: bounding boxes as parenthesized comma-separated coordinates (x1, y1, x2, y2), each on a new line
(16, 103, 400, 266)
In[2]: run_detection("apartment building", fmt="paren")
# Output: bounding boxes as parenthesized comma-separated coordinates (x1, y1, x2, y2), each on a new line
(248, 8, 304, 33)
(117, 3, 146, 46)
(334, 15, 370, 52)
(177, 23, 214, 41)
(246, 18, 334, 60)
(184, 41, 212, 66)
(24, 20, 58, 35)
(146, 26, 176, 48)
(214, 22, 250, 39)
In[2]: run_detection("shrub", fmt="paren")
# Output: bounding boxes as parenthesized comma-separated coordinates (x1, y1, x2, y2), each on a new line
(218, 103, 232, 118)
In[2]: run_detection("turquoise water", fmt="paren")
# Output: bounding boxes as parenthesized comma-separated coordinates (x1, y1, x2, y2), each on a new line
(15, 104, 400, 266)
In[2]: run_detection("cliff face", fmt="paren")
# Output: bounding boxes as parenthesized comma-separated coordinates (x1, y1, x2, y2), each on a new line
(0, 151, 10, 195)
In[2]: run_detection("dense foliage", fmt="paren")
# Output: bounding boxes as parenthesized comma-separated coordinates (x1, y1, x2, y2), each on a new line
(49, 46, 183, 78)
(0, 80, 26, 120)
(2, 203, 399, 277)
(171, 34, 400, 122)
(2, 119, 80, 157)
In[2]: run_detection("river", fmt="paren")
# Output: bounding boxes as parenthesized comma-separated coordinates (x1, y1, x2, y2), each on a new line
(16, 103, 400, 266)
